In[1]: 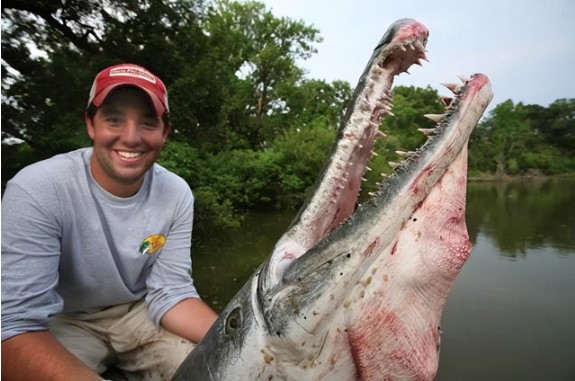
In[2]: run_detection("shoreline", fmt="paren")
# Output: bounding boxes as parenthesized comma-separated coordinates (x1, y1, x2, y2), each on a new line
(468, 173, 575, 182)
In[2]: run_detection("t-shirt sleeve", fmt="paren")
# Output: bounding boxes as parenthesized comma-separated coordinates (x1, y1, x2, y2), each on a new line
(145, 184, 200, 326)
(1, 181, 63, 341)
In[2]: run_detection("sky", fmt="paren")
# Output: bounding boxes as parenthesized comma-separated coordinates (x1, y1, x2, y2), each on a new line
(259, 0, 575, 114)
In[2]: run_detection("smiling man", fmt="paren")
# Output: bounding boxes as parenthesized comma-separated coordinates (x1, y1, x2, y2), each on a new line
(1, 64, 218, 381)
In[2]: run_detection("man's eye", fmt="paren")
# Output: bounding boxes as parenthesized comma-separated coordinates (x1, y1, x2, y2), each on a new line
(142, 120, 159, 128)
(106, 117, 122, 125)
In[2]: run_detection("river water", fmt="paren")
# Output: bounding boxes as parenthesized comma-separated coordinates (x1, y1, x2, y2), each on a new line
(192, 178, 575, 380)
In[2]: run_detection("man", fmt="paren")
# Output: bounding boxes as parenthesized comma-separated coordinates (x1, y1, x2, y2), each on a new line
(1, 64, 218, 381)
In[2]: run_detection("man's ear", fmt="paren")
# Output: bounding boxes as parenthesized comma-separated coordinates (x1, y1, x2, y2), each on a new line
(162, 125, 171, 141)
(85, 114, 95, 140)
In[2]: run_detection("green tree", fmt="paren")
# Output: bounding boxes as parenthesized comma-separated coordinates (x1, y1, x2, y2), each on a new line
(201, 0, 323, 149)
(475, 100, 534, 176)
(525, 99, 575, 153)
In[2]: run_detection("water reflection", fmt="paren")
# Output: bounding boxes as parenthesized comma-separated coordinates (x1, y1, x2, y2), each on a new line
(466, 178, 575, 258)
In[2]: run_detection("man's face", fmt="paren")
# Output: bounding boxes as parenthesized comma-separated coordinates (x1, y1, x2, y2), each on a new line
(86, 87, 169, 197)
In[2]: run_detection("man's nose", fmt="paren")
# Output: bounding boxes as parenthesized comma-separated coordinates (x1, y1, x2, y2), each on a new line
(120, 121, 141, 145)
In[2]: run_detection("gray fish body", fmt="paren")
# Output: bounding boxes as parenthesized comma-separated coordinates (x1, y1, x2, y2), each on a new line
(172, 18, 492, 381)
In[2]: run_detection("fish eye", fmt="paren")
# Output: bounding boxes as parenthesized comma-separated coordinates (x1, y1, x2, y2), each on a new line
(225, 306, 243, 336)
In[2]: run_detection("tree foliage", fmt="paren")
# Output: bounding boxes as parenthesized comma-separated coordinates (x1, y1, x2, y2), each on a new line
(470, 98, 575, 176)
(2, 0, 573, 234)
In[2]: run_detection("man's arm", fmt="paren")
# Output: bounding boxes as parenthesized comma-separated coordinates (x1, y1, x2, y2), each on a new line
(1, 331, 102, 381)
(160, 298, 218, 343)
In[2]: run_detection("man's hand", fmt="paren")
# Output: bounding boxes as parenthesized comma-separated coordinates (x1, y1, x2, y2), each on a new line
(1, 331, 103, 381)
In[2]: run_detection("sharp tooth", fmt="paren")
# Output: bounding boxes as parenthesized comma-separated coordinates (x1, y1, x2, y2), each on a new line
(458, 74, 470, 83)
(366, 166, 372, 171)
(381, 103, 392, 112)
(418, 128, 435, 136)
(414, 40, 424, 51)
(395, 150, 413, 158)
(361, 177, 368, 182)
(421, 53, 429, 62)
(414, 59, 423, 67)
(388, 161, 400, 169)
(368, 192, 377, 197)
(399, 45, 407, 52)
(408, 43, 415, 50)
(441, 82, 459, 93)
(376, 130, 388, 138)
(360, 99, 371, 111)
(424, 113, 445, 122)
(371, 150, 379, 157)
(440, 96, 453, 107)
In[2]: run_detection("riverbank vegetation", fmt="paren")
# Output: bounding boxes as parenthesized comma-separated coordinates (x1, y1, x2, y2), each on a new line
(3, 0, 573, 233)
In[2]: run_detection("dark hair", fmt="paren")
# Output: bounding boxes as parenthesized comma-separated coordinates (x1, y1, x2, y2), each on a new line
(86, 103, 171, 129)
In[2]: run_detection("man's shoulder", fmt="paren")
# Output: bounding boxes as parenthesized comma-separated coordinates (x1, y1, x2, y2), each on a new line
(10, 148, 90, 192)
(150, 163, 192, 196)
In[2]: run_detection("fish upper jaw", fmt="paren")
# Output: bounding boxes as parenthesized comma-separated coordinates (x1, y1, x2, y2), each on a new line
(260, 19, 431, 295)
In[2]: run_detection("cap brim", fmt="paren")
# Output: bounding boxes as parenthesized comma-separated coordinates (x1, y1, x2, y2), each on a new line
(91, 84, 166, 116)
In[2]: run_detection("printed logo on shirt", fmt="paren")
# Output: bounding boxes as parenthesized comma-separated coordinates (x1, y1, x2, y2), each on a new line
(139, 234, 166, 255)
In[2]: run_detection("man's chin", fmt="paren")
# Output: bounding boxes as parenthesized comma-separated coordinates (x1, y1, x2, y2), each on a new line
(112, 168, 149, 186)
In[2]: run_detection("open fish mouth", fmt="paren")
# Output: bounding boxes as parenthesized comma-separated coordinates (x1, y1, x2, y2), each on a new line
(172, 18, 493, 381)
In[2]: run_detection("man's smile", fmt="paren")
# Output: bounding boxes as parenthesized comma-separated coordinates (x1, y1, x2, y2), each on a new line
(116, 150, 144, 160)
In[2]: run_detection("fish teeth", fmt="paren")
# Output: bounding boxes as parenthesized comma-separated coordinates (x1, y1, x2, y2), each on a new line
(414, 40, 425, 51)
(359, 99, 371, 111)
(418, 128, 435, 136)
(381, 103, 393, 112)
(388, 161, 400, 169)
(458, 74, 470, 83)
(395, 150, 414, 158)
(440, 96, 453, 107)
(424, 113, 445, 122)
(376, 130, 388, 138)
(441, 82, 460, 94)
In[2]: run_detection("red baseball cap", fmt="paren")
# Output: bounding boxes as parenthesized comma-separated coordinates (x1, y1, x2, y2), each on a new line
(87, 64, 169, 116)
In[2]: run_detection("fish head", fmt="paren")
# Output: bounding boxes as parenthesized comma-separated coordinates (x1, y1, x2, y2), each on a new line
(172, 18, 492, 381)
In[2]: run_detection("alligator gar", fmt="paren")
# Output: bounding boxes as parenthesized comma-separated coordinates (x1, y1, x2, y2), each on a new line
(172, 18, 493, 381)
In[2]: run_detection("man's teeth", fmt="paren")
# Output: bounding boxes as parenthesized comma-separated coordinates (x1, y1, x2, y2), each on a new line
(118, 151, 142, 159)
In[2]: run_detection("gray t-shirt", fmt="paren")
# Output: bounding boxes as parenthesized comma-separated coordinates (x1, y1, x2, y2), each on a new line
(1, 148, 200, 341)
